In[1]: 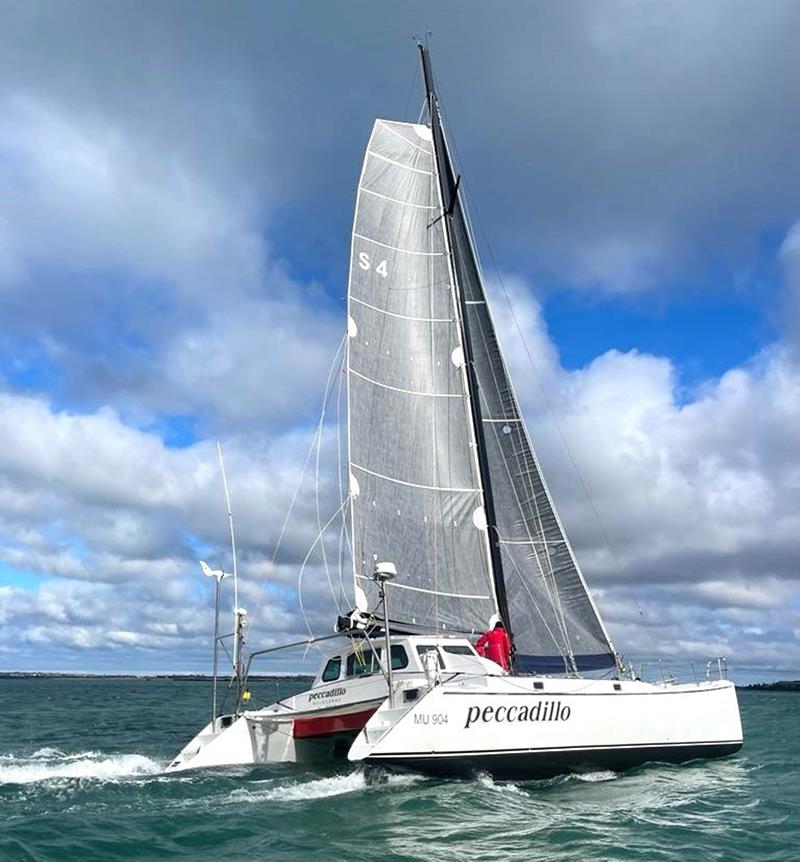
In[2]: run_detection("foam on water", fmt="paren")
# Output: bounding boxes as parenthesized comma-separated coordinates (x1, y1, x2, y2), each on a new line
(0, 749, 162, 785)
(572, 770, 618, 782)
(230, 770, 421, 803)
(476, 772, 527, 795)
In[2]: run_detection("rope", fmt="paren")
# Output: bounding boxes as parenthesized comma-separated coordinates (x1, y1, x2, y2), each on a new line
(251, 334, 347, 630)
(442, 108, 645, 627)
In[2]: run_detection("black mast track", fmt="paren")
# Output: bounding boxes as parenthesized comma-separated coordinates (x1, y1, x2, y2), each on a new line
(418, 44, 514, 650)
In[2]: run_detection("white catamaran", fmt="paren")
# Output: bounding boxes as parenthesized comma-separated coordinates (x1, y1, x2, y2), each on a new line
(167, 45, 742, 779)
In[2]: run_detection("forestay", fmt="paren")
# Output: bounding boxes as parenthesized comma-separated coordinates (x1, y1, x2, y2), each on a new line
(346, 119, 497, 635)
(448, 192, 616, 672)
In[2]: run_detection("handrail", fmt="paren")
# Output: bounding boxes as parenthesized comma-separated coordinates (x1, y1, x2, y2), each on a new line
(242, 632, 346, 683)
(236, 630, 393, 714)
(706, 657, 728, 681)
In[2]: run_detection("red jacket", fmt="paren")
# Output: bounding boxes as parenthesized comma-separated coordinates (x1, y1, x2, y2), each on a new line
(476, 627, 512, 671)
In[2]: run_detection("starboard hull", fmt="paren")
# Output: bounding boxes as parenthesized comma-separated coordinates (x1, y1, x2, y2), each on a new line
(349, 676, 743, 780)
(367, 740, 743, 780)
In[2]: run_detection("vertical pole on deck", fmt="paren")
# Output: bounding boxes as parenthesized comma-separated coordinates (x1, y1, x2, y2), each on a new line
(373, 561, 397, 708)
(211, 575, 221, 732)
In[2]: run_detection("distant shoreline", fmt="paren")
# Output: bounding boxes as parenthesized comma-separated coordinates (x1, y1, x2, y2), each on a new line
(736, 681, 800, 692)
(0, 672, 315, 682)
(0, 672, 796, 689)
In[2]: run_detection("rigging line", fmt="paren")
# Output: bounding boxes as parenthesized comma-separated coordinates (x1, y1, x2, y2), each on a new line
(402, 54, 421, 122)
(466, 293, 575, 655)
(336, 512, 349, 610)
(297, 497, 351, 640)
(315, 338, 349, 615)
(426, 191, 441, 633)
(462, 175, 644, 624)
(445, 123, 634, 652)
(435, 101, 579, 658)
(335, 357, 350, 610)
(427, 75, 499, 620)
(499, 542, 570, 659)
(251, 334, 347, 629)
(446, 121, 642, 625)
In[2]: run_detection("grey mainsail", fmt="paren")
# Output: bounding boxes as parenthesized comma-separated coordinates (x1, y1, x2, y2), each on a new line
(346, 119, 497, 636)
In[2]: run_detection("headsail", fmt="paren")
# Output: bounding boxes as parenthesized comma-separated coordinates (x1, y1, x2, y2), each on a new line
(346, 118, 497, 635)
(419, 44, 617, 672)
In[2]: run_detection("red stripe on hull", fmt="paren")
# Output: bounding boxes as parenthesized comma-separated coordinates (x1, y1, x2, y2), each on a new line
(293, 707, 377, 739)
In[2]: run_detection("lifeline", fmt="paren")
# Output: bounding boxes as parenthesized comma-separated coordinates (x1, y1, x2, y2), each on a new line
(464, 700, 572, 729)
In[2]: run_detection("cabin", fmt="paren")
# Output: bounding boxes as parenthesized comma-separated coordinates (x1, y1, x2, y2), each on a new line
(311, 634, 501, 688)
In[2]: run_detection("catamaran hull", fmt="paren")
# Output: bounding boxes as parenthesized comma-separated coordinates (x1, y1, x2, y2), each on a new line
(349, 677, 743, 780)
(166, 701, 384, 773)
(365, 740, 742, 780)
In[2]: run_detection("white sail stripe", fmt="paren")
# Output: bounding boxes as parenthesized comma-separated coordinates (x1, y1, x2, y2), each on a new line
(350, 368, 460, 398)
(351, 462, 480, 494)
(465, 300, 486, 305)
(355, 574, 489, 600)
(366, 150, 432, 175)
(354, 233, 444, 256)
(351, 296, 453, 323)
(501, 539, 558, 546)
(482, 418, 522, 423)
(376, 120, 434, 155)
(359, 186, 436, 210)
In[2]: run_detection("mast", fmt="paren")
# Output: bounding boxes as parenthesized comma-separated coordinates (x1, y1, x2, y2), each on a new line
(418, 43, 513, 646)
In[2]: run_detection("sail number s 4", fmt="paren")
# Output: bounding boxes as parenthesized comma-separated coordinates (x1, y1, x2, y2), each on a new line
(358, 252, 389, 278)
(413, 713, 448, 726)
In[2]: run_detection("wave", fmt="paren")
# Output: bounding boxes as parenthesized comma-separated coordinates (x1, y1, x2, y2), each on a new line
(0, 749, 162, 785)
(572, 770, 618, 782)
(476, 772, 527, 795)
(229, 769, 421, 803)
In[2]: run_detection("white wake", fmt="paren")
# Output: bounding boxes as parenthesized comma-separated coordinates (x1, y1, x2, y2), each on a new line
(230, 770, 420, 803)
(0, 748, 162, 784)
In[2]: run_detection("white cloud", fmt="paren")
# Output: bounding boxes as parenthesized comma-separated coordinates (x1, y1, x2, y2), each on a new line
(0, 2, 798, 677)
(1, 273, 798, 675)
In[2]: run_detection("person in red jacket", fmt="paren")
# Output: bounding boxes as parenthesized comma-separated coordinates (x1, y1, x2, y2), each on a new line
(475, 620, 512, 671)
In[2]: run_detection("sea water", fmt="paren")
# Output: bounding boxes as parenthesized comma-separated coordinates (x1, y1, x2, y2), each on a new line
(0, 678, 796, 861)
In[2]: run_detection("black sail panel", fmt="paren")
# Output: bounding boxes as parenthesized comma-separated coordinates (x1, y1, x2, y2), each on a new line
(448, 197, 616, 672)
(418, 43, 615, 670)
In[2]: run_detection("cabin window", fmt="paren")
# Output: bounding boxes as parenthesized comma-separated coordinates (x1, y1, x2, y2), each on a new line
(388, 645, 409, 670)
(416, 645, 443, 668)
(373, 645, 409, 670)
(321, 656, 341, 682)
(440, 644, 475, 657)
(346, 650, 377, 677)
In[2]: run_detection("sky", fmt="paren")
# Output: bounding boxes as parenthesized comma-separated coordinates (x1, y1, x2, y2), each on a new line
(0, 1, 798, 683)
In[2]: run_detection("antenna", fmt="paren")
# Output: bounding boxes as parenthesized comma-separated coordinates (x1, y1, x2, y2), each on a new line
(217, 441, 240, 666)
